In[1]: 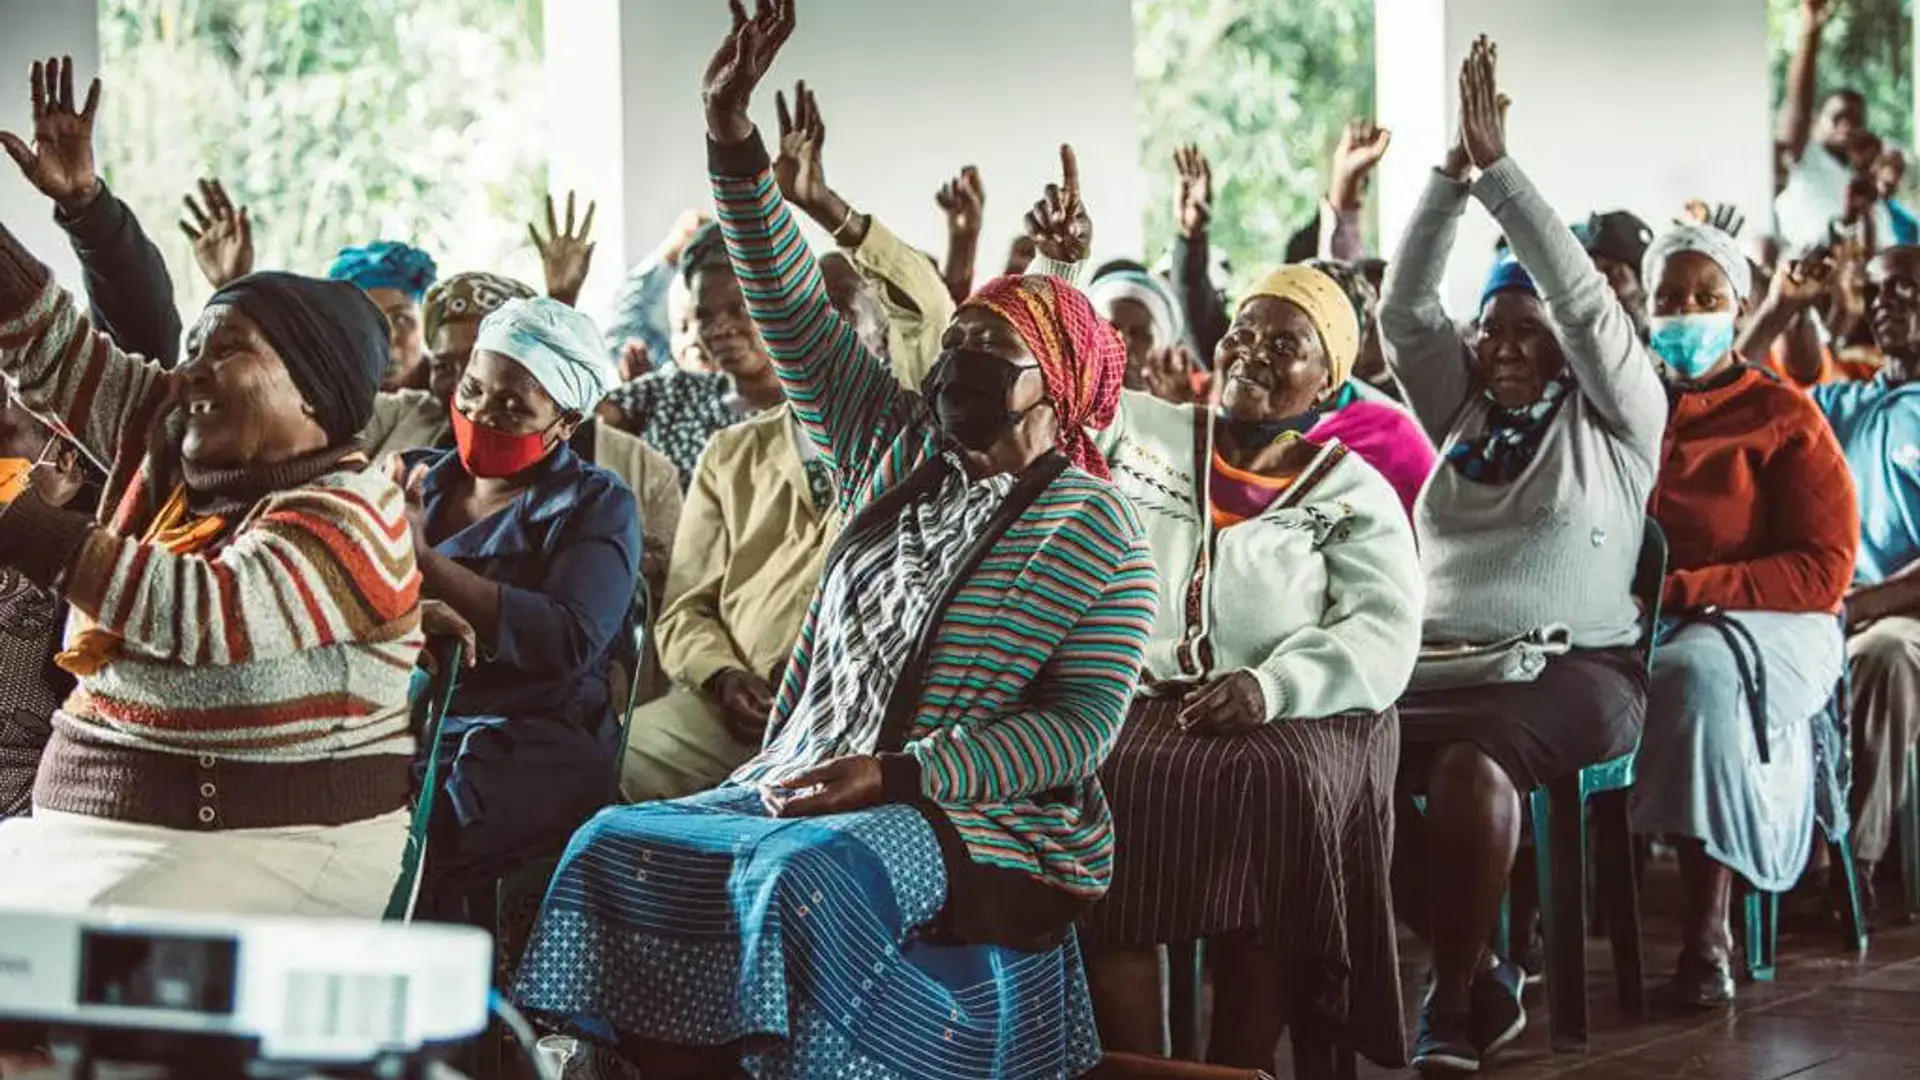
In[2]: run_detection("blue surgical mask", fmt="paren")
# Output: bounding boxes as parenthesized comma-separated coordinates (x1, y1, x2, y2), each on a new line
(1647, 312, 1737, 380)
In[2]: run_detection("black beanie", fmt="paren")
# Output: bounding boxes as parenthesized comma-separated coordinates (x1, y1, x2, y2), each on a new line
(208, 271, 390, 446)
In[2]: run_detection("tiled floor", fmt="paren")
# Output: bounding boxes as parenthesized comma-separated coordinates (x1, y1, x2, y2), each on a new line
(1278, 858, 1920, 1079)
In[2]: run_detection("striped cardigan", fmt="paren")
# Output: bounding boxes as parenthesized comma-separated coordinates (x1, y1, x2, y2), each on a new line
(0, 240, 421, 786)
(711, 132, 1158, 938)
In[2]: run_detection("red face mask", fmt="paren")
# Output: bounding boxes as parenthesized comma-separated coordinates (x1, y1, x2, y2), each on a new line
(450, 407, 558, 478)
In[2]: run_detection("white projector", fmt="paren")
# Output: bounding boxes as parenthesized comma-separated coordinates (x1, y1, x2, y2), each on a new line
(0, 906, 492, 1069)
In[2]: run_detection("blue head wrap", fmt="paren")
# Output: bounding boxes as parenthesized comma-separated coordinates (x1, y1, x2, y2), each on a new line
(1479, 254, 1539, 311)
(327, 241, 438, 302)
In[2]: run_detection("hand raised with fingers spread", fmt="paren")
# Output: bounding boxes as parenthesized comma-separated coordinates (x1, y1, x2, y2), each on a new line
(1025, 144, 1093, 264)
(702, 0, 796, 144)
(1, 56, 102, 211)
(531, 191, 597, 307)
(774, 80, 832, 216)
(1458, 35, 1510, 171)
(936, 166, 985, 236)
(1173, 145, 1213, 239)
(1684, 199, 1748, 239)
(178, 178, 254, 290)
(1330, 120, 1392, 210)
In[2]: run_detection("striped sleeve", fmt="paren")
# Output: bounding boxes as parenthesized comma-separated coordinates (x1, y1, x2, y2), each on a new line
(709, 131, 918, 492)
(64, 473, 422, 667)
(905, 490, 1159, 802)
(0, 269, 172, 478)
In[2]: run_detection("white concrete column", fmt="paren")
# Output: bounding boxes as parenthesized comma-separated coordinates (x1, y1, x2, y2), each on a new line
(1377, 0, 1772, 315)
(0, 0, 100, 290)
(546, 0, 1145, 320)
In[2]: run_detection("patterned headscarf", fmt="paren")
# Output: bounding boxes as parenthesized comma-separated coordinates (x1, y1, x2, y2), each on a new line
(327, 241, 438, 302)
(1642, 223, 1754, 306)
(962, 275, 1126, 479)
(423, 272, 537, 343)
(1086, 267, 1185, 351)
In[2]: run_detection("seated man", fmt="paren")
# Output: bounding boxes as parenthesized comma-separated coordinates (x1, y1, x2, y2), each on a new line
(622, 88, 952, 800)
(1815, 244, 1920, 903)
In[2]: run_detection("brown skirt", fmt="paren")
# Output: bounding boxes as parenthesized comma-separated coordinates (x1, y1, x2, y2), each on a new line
(1083, 696, 1405, 1066)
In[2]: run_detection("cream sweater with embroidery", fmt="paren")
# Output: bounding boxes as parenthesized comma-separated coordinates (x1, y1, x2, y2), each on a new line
(1095, 390, 1424, 721)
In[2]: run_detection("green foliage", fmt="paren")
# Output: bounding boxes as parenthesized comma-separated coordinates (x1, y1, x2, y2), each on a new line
(1768, 0, 1911, 151)
(95, 0, 546, 316)
(1133, 0, 1373, 291)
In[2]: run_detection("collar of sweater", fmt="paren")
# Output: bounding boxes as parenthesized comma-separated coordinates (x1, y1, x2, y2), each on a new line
(182, 441, 361, 519)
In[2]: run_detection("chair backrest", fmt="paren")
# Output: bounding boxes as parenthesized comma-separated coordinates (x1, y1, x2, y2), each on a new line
(1632, 517, 1670, 677)
(608, 589, 649, 801)
(381, 638, 466, 922)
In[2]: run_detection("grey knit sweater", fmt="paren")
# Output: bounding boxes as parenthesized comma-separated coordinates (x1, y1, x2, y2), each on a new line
(1379, 158, 1667, 649)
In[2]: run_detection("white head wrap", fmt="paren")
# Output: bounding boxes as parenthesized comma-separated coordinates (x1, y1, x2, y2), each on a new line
(1642, 223, 1754, 306)
(474, 297, 619, 415)
(1087, 269, 1186, 351)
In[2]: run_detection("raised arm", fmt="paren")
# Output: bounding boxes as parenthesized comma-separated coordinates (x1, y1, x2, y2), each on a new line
(602, 210, 709, 363)
(1461, 41, 1665, 456)
(1378, 170, 1475, 444)
(1324, 121, 1392, 261)
(935, 166, 984, 305)
(770, 80, 954, 386)
(1169, 145, 1229, 360)
(0, 221, 171, 476)
(881, 492, 1158, 803)
(703, 6, 917, 485)
(1, 58, 182, 365)
(1779, 0, 1834, 163)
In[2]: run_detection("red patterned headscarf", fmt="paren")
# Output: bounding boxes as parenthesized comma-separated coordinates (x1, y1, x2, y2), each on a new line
(960, 275, 1126, 479)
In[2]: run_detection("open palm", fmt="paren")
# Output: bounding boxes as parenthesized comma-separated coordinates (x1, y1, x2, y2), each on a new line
(0, 57, 101, 208)
(702, 0, 796, 141)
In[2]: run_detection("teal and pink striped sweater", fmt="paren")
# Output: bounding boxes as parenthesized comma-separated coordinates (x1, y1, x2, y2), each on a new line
(710, 132, 1158, 932)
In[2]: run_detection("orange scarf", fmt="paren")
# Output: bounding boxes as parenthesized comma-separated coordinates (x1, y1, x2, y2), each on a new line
(56, 485, 229, 676)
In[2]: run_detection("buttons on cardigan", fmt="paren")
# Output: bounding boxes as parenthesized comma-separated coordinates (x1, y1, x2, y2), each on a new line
(198, 754, 217, 768)
(196, 806, 216, 825)
(199, 782, 216, 799)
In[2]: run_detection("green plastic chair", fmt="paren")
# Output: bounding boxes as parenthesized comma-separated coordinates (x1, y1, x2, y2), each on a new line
(382, 638, 466, 923)
(1900, 744, 1920, 923)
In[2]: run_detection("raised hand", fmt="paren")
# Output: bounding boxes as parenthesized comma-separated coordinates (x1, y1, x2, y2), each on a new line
(531, 191, 597, 307)
(702, 0, 796, 144)
(0, 56, 102, 211)
(1330, 120, 1392, 209)
(1173, 145, 1213, 239)
(1684, 199, 1748, 238)
(774, 80, 831, 216)
(1458, 36, 1510, 171)
(1767, 252, 1836, 311)
(178, 178, 254, 290)
(1802, 0, 1837, 33)
(936, 166, 985, 237)
(1024, 144, 1092, 264)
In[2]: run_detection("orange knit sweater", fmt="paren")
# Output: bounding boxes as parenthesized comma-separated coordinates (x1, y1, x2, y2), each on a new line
(1651, 366, 1858, 614)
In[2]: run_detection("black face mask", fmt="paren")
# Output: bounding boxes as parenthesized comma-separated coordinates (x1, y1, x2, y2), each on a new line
(922, 348, 1040, 452)
(1217, 406, 1321, 450)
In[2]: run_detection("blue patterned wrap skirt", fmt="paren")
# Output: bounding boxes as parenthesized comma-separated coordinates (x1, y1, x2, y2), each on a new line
(511, 787, 1103, 1080)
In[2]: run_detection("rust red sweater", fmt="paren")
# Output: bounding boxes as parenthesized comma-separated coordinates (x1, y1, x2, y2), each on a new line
(1651, 365, 1858, 614)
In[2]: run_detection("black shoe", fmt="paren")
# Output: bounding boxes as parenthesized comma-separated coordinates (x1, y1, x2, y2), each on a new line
(1671, 948, 1736, 1009)
(1469, 956, 1529, 1059)
(1412, 996, 1480, 1075)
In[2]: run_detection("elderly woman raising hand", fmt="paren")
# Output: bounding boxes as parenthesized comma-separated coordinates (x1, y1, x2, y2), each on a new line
(507, 4, 1158, 1078)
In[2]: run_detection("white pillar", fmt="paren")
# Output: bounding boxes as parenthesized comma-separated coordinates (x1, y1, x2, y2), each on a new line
(0, 0, 100, 290)
(545, 0, 1145, 320)
(1377, 0, 1772, 315)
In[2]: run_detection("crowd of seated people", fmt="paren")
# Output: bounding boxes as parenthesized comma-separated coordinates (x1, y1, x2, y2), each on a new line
(11, 0, 1920, 1076)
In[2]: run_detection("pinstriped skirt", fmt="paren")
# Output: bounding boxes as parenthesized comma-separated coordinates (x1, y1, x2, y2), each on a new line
(1083, 698, 1406, 1066)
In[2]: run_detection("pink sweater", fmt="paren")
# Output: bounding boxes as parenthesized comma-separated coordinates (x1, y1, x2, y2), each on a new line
(1310, 400, 1437, 516)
